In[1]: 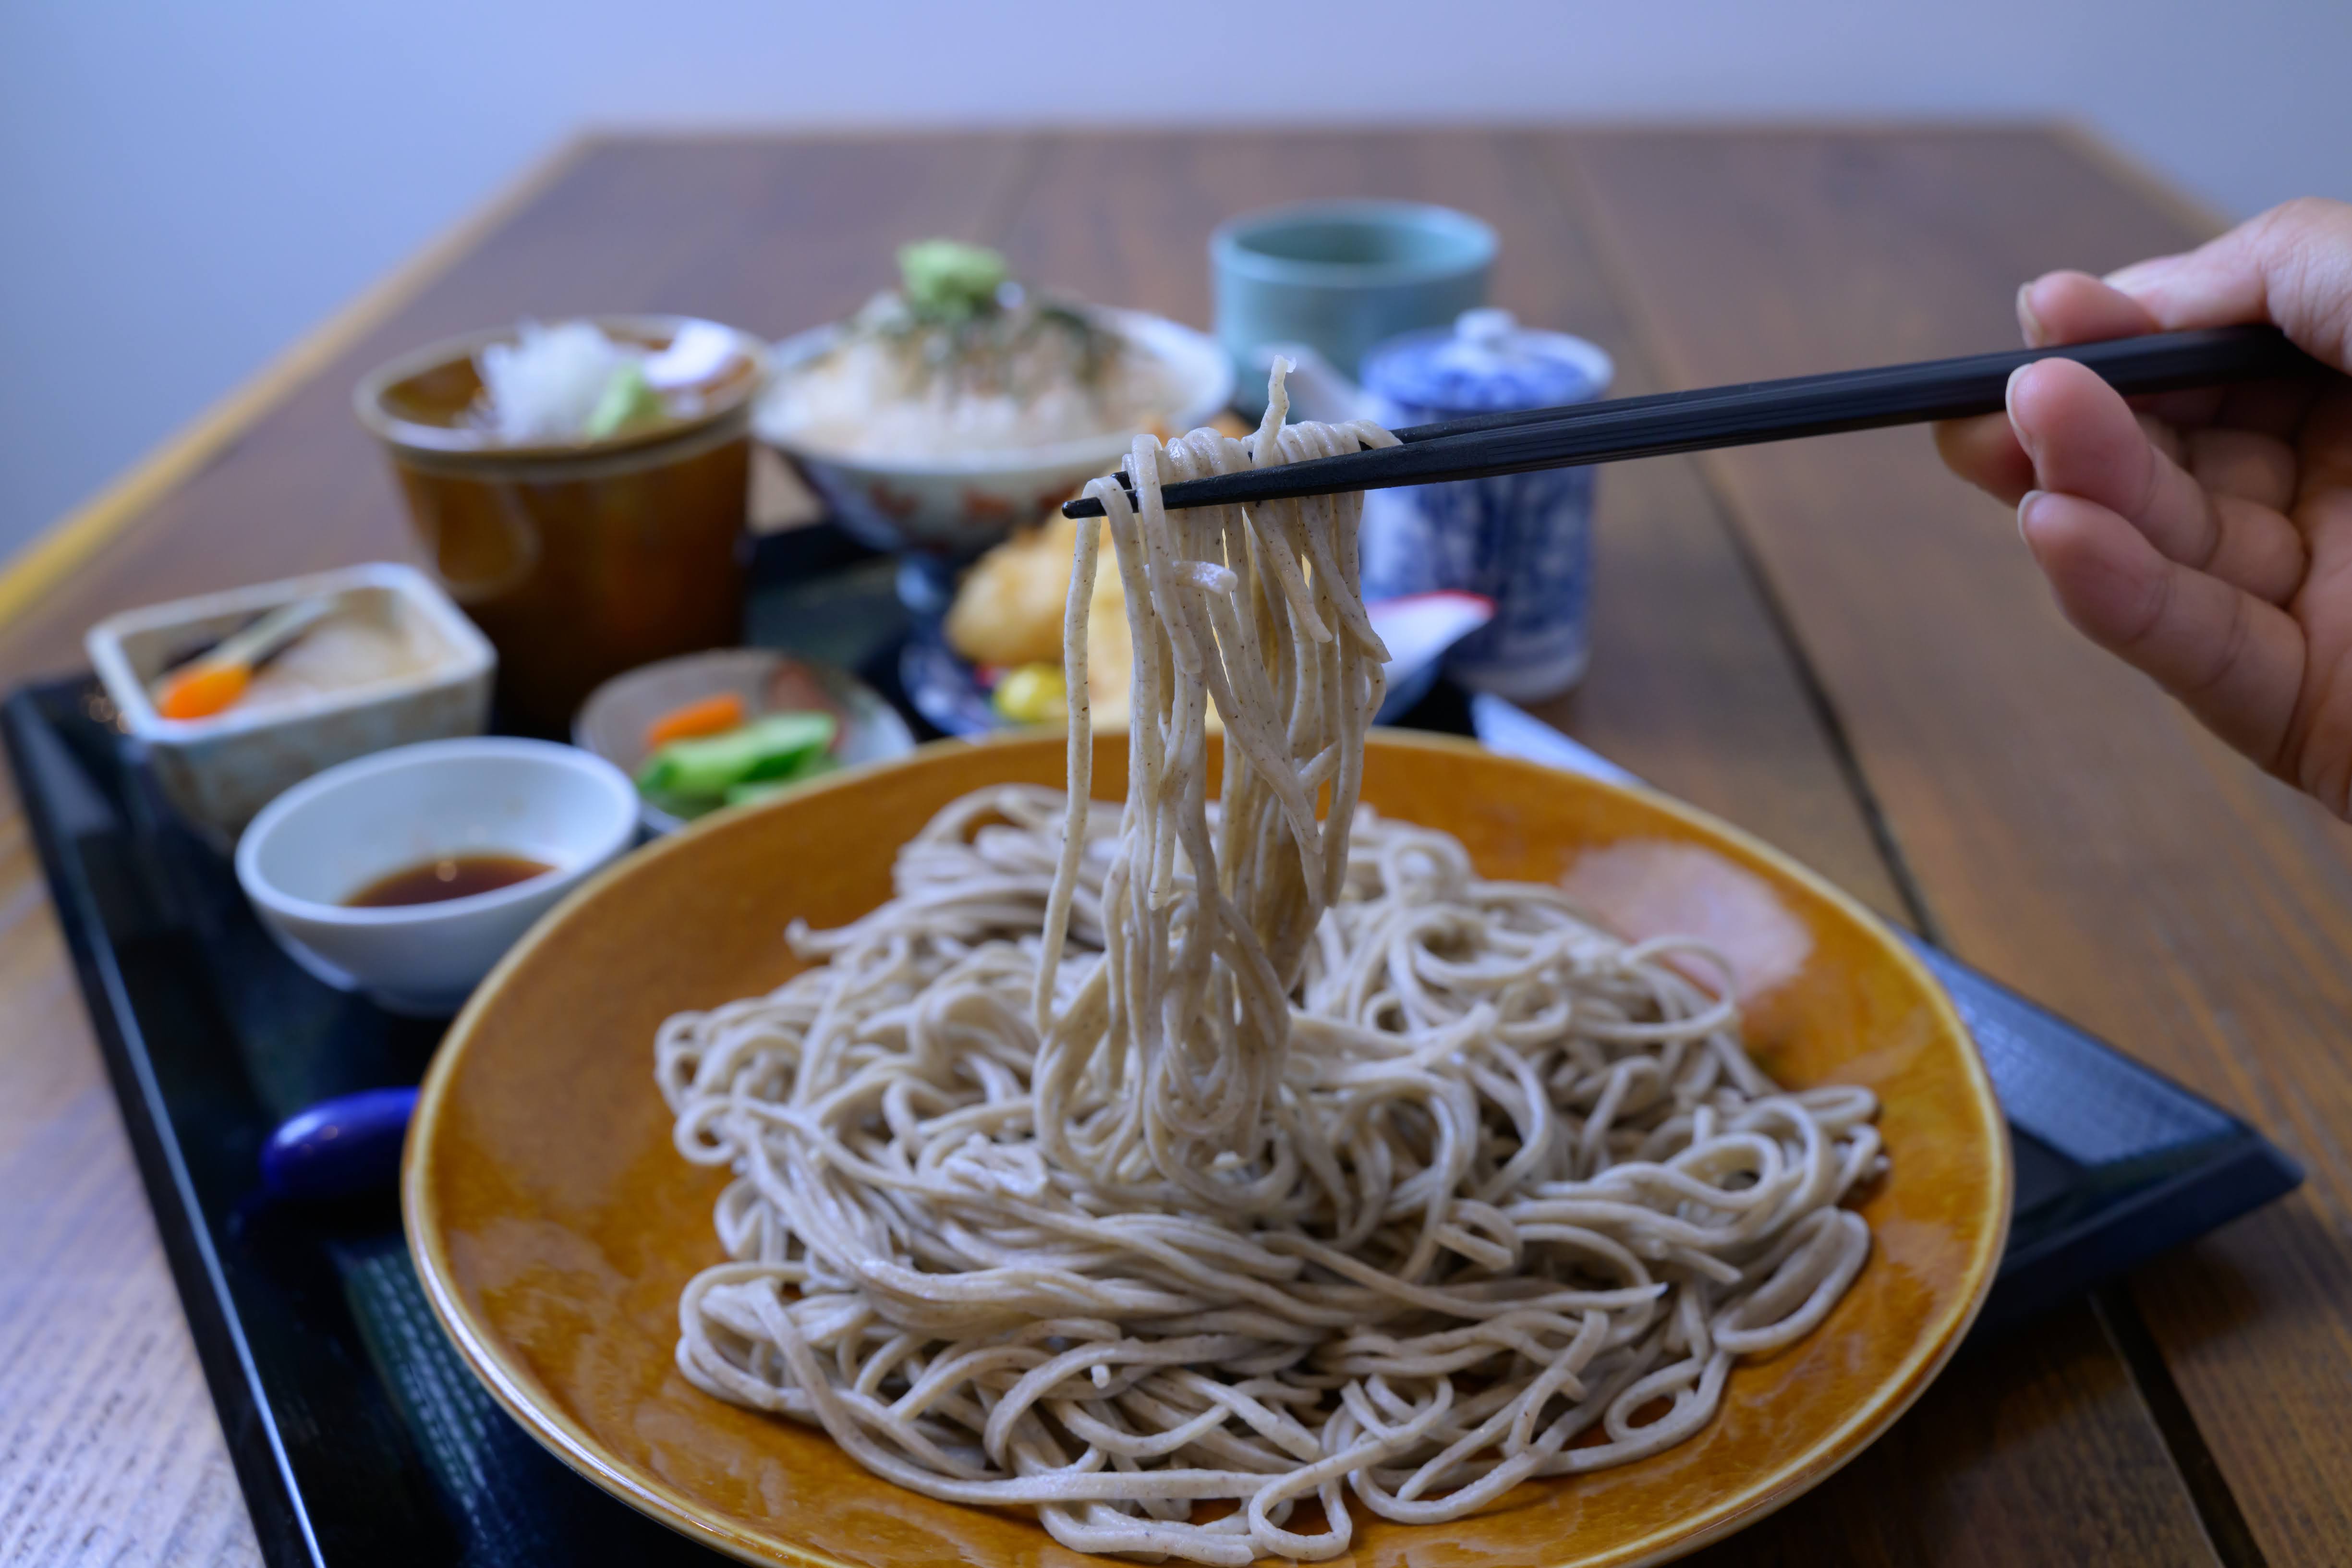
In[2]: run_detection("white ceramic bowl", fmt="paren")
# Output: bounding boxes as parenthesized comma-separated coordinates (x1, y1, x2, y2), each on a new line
(753, 308, 1233, 557)
(234, 738, 638, 1016)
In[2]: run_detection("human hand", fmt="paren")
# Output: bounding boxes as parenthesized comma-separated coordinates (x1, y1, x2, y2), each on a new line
(1935, 198, 2352, 819)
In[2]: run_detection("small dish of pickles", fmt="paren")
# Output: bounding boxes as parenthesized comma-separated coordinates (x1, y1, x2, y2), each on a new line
(573, 650, 916, 835)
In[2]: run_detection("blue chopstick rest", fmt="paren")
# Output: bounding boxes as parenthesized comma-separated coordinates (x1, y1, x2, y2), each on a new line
(260, 1086, 419, 1202)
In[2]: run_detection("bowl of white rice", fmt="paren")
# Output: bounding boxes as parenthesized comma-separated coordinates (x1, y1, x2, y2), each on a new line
(752, 245, 1232, 557)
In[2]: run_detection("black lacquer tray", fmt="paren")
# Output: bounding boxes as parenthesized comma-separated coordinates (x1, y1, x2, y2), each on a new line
(2, 525, 2299, 1566)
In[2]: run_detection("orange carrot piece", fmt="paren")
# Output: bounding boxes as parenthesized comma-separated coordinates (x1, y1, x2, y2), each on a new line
(156, 663, 252, 721)
(643, 692, 747, 750)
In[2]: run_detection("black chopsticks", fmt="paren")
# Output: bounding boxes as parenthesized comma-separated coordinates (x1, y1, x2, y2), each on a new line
(1062, 326, 2326, 520)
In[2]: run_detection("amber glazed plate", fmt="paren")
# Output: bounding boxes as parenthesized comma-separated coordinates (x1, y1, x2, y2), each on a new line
(404, 729, 2011, 1568)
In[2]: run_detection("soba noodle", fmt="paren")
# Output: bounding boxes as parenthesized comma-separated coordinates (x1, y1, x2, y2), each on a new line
(660, 367, 1881, 1564)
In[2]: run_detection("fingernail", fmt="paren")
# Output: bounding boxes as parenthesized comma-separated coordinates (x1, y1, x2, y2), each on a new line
(2015, 282, 2046, 347)
(2017, 489, 2046, 542)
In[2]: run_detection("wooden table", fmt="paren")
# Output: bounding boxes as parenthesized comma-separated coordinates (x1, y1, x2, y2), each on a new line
(1, 127, 2344, 1568)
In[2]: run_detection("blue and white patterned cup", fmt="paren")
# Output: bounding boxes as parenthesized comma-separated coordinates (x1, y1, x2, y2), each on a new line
(1358, 310, 1614, 701)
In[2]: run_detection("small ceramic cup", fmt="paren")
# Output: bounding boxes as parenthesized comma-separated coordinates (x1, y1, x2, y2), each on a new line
(235, 737, 638, 1016)
(1211, 201, 1495, 417)
(354, 316, 771, 735)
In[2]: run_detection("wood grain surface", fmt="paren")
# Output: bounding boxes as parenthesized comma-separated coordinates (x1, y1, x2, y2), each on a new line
(1, 126, 2337, 1567)
(1555, 127, 2352, 1568)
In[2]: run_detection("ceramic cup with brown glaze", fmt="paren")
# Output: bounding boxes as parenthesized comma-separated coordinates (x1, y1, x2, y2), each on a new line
(355, 316, 771, 734)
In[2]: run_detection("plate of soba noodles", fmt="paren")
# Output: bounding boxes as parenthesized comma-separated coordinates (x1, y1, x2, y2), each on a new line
(404, 370, 2010, 1568)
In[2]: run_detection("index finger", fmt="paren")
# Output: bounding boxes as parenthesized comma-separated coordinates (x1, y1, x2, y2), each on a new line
(2106, 198, 2352, 374)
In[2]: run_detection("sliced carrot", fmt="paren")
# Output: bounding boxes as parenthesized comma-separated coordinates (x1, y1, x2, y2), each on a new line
(643, 692, 747, 750)
(156, 663, 252, 721)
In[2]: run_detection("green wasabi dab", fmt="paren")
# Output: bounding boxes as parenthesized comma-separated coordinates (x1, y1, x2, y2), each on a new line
(898, 240, 1009, 319)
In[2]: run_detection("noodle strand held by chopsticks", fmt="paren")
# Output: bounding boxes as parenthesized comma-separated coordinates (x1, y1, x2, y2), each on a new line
(661, 366, 1882, 1565)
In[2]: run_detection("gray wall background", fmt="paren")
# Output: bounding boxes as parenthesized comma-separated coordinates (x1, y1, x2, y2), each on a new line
(3, 0, 2345, 558)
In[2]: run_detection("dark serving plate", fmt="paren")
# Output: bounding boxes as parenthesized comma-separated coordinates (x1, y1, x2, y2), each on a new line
(2, 524, 2300, 1565)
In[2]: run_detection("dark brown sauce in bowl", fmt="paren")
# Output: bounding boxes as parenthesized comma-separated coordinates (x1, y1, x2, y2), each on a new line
(346, 854, 554, 908)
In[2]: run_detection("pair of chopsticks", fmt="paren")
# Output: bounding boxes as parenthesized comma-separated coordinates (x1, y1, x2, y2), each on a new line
(1062, 326, 2326, 520)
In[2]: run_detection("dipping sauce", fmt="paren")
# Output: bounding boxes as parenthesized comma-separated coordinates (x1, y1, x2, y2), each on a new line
(345, 854, 553, 908)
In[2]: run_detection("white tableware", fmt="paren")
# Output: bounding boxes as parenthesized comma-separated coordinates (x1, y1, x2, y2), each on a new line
(234, 738, 637, 1016)
(753, 308, 1232, 560)
(86, 562, 495, 848)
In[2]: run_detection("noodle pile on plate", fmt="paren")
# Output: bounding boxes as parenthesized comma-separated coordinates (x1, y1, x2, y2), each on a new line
(658, 368, 1883, 1564)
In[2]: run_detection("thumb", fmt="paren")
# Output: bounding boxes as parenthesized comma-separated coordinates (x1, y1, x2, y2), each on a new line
(2102, 198, 2352, 375)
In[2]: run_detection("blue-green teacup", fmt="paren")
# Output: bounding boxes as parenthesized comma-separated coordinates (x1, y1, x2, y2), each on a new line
(1211, 200, 1496, 416)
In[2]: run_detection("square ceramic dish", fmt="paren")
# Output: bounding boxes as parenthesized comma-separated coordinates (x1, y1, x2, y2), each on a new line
(85, 562, 495, 848)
